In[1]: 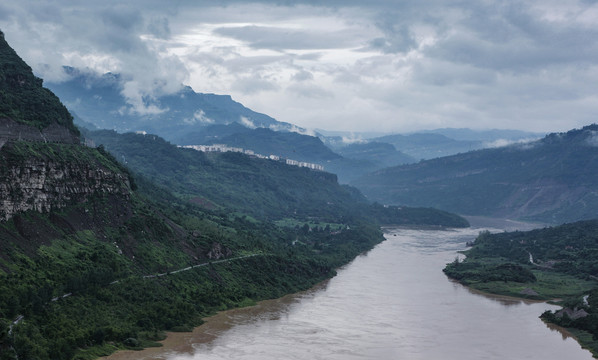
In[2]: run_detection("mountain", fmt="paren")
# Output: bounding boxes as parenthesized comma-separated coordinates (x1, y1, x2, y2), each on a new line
(45, 67, 295, 143)
(319, 142, 416, 183)
(84, 128, 468, 228)
(353, 125, 598, 224)
(0, 35, 79, 144)
(84, 128, 349, 220)
(0, 31, 467, 359)
(368, 128, 542, 161)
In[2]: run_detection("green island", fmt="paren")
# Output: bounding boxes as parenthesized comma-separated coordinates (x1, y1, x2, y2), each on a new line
(443, 220, 598, 357)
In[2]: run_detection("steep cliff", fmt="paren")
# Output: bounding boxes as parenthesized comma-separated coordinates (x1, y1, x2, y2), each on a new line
(0, 30, 131, 221)
(0, 142, 131, 221)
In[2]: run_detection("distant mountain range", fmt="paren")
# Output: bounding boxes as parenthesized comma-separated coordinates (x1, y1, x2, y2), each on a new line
(353, 125, 598, 224)
(46, 67, 297, 143)
(46, 68, 547, 185)
(371, 133, 482, 160)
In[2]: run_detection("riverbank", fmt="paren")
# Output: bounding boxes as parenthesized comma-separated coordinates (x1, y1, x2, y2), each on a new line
(99, 281, 330, 360)
(99, 227, 594, 360)
(443, 219, 598, 359)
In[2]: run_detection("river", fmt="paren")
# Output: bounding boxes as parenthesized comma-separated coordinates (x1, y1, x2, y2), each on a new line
(105, 224, 594, 360)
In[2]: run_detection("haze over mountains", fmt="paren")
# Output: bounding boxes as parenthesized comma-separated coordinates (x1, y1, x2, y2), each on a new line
(45, 67, 542, 183)
(47, 67, 297, 143)
(43, 65, 598, 226)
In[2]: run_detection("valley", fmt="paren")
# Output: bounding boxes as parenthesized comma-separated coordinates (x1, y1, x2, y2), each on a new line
(0, 30, 468, 359)
(1, 10, 597, 359)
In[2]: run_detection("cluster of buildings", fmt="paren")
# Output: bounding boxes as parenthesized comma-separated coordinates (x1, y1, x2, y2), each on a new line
(181, 144, 324, 171)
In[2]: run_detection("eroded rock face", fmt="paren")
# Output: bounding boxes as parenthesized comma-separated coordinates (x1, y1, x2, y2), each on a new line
(0, 158, 130, 221)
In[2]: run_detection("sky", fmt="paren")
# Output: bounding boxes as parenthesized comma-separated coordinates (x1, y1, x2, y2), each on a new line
(1, 0, 597, 133)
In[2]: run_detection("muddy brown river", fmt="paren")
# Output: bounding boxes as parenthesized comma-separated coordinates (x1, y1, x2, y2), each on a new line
(104, 224, 594, 360)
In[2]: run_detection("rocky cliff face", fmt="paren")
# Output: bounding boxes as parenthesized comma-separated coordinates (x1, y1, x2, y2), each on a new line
(0, 155, 130, 221)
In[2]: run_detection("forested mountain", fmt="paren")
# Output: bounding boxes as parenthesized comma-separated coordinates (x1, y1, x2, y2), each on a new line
(0, 30, 467, 359)
(353, 125, 598, 224)
(84, 129, 349, 220)
(84, 128, 469, 228)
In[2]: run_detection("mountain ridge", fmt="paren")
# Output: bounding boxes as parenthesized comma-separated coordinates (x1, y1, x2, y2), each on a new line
(353, 124, 598, 224)
(0, 31, 79, 143)
(46, 67, 295, 142)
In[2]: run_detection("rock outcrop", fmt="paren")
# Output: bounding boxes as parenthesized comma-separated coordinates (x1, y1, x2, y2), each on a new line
(0, 156, 130, 221)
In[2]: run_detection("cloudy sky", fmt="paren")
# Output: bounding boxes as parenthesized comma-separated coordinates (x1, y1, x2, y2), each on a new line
(1, 0, 597, 133)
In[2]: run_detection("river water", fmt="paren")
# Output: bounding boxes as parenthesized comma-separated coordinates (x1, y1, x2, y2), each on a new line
(106, 225, 593, 360)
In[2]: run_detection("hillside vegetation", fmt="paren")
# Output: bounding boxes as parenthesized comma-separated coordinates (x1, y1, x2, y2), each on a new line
(85, 128, 469, 228)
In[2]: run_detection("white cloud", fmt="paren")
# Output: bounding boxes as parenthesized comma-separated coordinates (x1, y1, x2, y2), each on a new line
(185, 110, 214, 125)
(1, 0, 597, 134)
(484, 138, 538, 148)
(239, 116, 257, 129)
(271, 123, 316, 137)
(586, 131, 598, 147)
(341, 136, 367, 145)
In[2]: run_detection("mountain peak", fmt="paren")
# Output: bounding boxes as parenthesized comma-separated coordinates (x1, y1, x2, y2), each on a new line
(0, 30, 79, 141)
